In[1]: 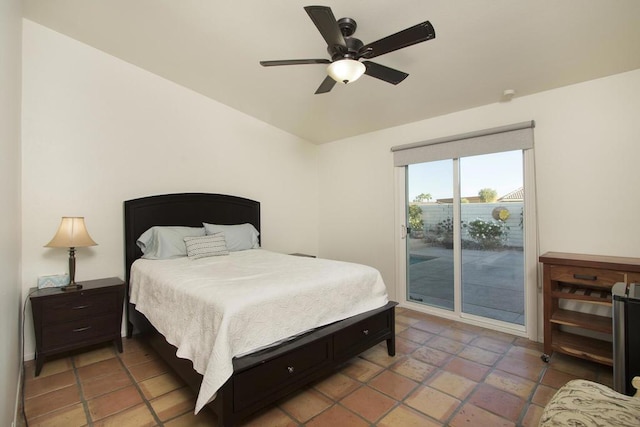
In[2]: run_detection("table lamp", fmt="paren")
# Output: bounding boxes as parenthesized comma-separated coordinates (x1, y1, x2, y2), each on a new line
(45, 217, 97, 291)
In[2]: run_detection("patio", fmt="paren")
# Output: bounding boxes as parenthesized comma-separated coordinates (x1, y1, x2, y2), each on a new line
(408, 241, 525, 325)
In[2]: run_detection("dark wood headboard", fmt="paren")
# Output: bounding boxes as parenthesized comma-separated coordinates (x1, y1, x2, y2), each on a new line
(123, 193, 260, 334)
(124, 193, 261, 282)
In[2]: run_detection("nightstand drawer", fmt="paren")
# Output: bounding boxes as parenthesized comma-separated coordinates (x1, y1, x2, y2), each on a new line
(42, 291, 119, 323)
(42, 313, 120, 349)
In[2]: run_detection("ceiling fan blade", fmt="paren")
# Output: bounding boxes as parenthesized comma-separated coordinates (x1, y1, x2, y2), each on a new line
(363, 61, 408, 85)
(315, 75, 337, 94)
(304, 6, 346, 50)
(260, 59, 331, 67)
(359, 21, 435, 59)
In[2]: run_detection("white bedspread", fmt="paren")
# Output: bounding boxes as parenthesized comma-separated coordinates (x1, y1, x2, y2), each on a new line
(129, 249, 388, 412)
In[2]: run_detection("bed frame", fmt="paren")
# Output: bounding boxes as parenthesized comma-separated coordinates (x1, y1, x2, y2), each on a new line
(124, 193, 397, 426)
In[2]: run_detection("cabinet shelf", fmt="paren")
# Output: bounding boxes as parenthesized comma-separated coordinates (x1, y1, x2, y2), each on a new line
(550, 309, 612, 334)
(551, 283, 612, 305)
(551, 331, 612, 366)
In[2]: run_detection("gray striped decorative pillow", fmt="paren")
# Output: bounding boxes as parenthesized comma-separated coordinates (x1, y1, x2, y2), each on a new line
(184, 233, 229, 259)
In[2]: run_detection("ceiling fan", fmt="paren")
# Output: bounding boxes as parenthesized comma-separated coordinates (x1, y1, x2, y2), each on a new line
(260, 5, 436, 94)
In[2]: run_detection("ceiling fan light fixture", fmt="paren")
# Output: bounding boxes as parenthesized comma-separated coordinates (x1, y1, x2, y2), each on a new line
(260, 6, 436, 94)
(327, 59, 366, 84)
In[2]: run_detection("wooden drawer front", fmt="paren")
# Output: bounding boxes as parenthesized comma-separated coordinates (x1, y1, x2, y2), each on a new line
(334, 311, 390, 357)
(549, 266, 625, 288)
(42, 313, 120, 350)
(42, 291, 118, 323)
(234, 337, 331, 411)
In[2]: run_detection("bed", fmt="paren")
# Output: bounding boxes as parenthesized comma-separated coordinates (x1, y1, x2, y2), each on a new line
(124, 193, 397, 426)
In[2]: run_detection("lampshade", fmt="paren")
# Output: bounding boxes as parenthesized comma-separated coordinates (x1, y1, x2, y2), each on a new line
(45, 217, 97, 248)
(45, 217, 97, 291)
(327, 59, 366, 84)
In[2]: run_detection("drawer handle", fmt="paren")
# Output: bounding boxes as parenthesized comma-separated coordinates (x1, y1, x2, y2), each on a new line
(287, 366, 295, 374)
(72, 305, 90, 310)
(72, 326, 92, 333)
(573, 274, 597, 281)
(362, 329, 369, 336)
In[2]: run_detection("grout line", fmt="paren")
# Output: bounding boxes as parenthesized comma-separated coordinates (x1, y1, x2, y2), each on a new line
(71, 355, 94, 427)
(114, 344, 166, 426)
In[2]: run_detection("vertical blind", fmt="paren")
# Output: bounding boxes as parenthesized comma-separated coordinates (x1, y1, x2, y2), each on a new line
(391, 121, 535, 166)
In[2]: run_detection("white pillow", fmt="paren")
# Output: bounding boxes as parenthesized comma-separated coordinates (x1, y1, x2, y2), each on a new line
(184, 233, 229, 259)
(202, 223, 259, 252)
(137, 226, 205, 259)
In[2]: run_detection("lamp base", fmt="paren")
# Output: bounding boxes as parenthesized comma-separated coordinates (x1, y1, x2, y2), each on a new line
(60, 283, 83, 292)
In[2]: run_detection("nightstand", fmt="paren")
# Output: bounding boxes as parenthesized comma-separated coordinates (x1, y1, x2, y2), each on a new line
(30, 277, 125, 376)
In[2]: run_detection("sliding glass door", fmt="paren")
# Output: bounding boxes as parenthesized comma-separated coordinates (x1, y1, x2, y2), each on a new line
(406, 150, 525, 326)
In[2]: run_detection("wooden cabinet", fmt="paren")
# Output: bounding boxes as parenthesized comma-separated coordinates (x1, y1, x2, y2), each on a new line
(30, 277, 125, 376)
(540, 252, 640, 365)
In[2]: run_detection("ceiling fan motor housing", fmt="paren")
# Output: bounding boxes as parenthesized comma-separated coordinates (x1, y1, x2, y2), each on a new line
(327, 17, 364, 60)
(328, 37, 364, 60)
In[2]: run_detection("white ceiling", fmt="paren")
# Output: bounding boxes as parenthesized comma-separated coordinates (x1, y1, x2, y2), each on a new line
(23, 0, 640, 144)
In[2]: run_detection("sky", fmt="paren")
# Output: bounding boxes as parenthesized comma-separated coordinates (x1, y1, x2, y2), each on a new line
(408, 150, 523, 202)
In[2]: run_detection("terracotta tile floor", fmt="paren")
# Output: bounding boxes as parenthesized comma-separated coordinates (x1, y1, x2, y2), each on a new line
(20, 307, 613, 426)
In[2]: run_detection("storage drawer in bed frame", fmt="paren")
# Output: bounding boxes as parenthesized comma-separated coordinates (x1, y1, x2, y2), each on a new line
(334, 309, 392, 358)
(233, 335, 333, 412)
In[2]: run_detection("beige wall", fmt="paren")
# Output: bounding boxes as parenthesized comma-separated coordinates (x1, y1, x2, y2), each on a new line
(21, 20, 319, 359)
(318, 69, 640, 303)
(0, 0, 23, 425)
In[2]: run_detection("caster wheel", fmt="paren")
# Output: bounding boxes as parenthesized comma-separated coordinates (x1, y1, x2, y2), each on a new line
(541, 354, 550, 363)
